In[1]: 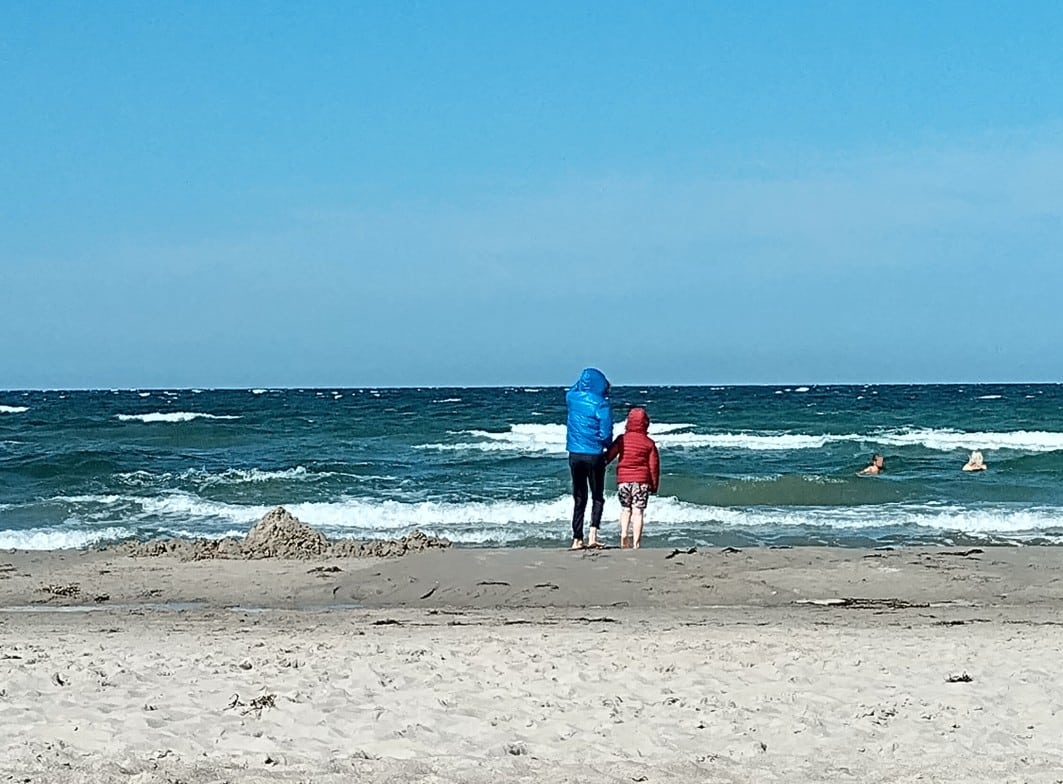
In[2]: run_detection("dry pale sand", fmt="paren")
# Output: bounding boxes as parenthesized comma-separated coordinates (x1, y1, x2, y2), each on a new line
(2, 545, 1063, 782)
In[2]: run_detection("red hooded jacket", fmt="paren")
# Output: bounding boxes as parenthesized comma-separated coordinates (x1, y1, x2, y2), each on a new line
(605, 408, 660, 492)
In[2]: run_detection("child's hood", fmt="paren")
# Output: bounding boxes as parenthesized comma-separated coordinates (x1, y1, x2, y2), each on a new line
(625, 407, 650, 433)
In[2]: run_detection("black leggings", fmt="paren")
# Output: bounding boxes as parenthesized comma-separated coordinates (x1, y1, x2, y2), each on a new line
(569, 452, 606, 541)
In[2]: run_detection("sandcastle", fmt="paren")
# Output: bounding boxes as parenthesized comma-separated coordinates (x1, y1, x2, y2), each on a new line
(122, 506, 450, 560)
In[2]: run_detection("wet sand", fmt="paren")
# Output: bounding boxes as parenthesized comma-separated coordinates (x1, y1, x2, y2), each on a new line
(2, 545, 1063, 782)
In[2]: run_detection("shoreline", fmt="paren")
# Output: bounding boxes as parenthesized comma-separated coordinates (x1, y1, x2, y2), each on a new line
(3, 543, 1062, 615)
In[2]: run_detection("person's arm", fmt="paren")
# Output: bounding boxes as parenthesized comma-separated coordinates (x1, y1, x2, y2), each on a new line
(649, 442, 660, 493)
(605, 435, 623, 465)
(597, 401, 614, 451)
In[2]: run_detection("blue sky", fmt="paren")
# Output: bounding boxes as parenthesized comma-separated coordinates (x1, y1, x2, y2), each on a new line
(2, 2, 1061, 387)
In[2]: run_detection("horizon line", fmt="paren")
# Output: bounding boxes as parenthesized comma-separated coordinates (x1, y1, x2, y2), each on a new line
(3, 380, 1062, 393)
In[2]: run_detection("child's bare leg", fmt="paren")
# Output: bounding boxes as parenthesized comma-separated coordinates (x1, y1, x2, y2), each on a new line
(619, 508, 631, 548)
(631, 508, 645, 549)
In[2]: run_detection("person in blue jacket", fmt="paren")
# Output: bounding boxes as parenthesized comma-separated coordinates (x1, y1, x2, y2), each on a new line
(565, 367, 614, 549)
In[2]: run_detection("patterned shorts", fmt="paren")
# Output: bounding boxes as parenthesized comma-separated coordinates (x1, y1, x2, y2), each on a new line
(617, 482, 651, 510)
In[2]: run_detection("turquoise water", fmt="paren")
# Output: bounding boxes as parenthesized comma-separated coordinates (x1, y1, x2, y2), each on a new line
(2, 384, 1062, 549)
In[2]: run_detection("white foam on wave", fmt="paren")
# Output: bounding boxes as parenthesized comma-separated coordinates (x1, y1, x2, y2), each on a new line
(419, 422, 696, 455)
(686, 428, 1063, 453)
(0, 526, 134, 550)
(678, 502, 1063, 537)
(430, 424, 566, 454)
(251, 389, 267, 395)
(662, 433, 839, 450)
(433, 398, 463, 404)
(977, 394, 1003, 400)
(131, 494, 271, 525)
(421, 422, 1063, 455)
(133, 493, 579, 531)
(9, 492, 1063, 548)
(418, 424, 838, 454)
(51, 494, 127, 506)
(681, 428, 1063, 453)
(124, 494, 1063, 544)
(0, 405, 29, 414)
(873, 429, 1063, 452)
(117, 467, 393, 487)
(121, 489, 1063, 535)
(183, 467, 314, 485)
(116, 412, 241, 423)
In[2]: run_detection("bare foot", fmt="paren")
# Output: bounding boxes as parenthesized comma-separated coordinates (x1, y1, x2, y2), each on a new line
(620, 535, 629, 549)
(570, 540, 585, 550)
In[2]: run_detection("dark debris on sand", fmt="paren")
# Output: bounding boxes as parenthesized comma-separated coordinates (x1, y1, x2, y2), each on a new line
(117, 506, 451, 561)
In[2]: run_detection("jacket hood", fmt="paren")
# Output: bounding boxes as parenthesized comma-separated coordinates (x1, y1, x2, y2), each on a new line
(574, 367, 610, 397)
(625, 407, 649, 433)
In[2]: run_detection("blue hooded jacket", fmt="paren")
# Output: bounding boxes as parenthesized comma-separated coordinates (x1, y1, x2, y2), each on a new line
(565, 368, 614, 455)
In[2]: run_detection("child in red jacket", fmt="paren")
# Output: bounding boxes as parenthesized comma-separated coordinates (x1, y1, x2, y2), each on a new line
(605, 407, 660, 549)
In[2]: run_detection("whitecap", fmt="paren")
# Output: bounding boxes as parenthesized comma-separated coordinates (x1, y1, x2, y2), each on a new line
(872, 428, 1063, 452)
(133, 495, 1063, 545)
(418, 422, 696, 455)
(178, 466, 316, 485)
(662, 432, 840, 450)
(15, 492, 1063, 549)
(0, 405, 28, 414)
(116, 412, 241, 423)
(0, 526, 134, 551)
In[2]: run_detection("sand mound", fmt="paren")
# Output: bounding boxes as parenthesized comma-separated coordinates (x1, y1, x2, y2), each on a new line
(243, 506, 330, 558)
(330, 530, 452, 558)
(121, 507, 450, 560)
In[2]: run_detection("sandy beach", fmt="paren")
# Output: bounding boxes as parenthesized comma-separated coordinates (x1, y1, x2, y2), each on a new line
(3, 544, 1063, 783)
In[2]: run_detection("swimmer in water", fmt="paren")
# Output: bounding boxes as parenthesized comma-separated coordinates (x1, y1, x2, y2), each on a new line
(858, 454, 884, 475)
(962, 450, 987, 471)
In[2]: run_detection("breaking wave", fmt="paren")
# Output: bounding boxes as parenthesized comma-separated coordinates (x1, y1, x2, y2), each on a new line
(418, 424, 1063, 454)
(116, 412, 241, 423)
(5, 491, 1062, 548)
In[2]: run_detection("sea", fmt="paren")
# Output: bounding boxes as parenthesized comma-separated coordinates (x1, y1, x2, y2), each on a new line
(2, 384, 1062, 550)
